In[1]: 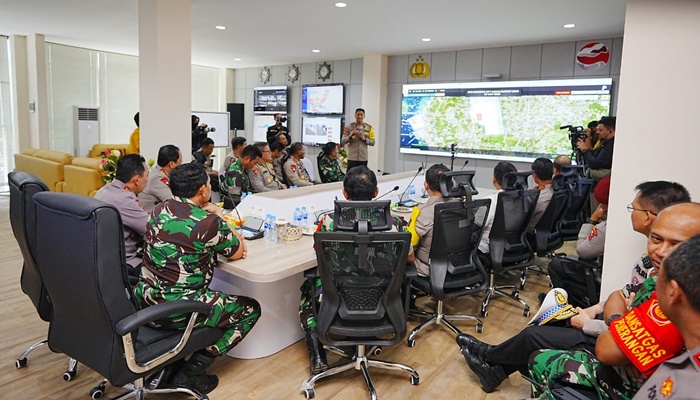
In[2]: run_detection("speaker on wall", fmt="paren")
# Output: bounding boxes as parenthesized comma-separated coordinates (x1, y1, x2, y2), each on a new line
(227, 103, 245, 131)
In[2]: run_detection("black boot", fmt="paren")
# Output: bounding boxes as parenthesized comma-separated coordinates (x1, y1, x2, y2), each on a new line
(172, 351, 219, 395)
(305, 328, 328, 375)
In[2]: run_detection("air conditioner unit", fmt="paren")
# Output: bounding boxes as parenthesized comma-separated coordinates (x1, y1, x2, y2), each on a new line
(73, 106, 100, 157)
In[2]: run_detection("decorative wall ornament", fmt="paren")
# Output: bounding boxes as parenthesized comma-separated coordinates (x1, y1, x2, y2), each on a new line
(260, 66, 271, 84)
(317, 62, 332, 82)
(576, 42, 610, 71)
(287, 64, 300, 83)
(409, 55, 431, 78)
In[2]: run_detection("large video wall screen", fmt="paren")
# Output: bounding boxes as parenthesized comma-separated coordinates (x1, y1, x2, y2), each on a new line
(400, 78, 613, 161)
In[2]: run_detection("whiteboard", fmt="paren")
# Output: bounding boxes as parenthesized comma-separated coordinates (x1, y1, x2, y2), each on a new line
(193, 111, 230, 148)
(253, 114, 284, 142)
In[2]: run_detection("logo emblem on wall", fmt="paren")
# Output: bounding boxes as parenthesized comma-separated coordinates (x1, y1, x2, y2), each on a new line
(409, 55, 431, 79)
(576, 42, 610, 71)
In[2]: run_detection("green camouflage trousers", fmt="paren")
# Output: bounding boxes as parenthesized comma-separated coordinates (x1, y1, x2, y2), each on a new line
(151, 288, 261, 357)
(528, 349, 640, 400)
(299, 277, 323, 330)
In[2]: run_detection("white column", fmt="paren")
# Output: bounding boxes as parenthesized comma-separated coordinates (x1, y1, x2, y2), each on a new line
(9, 36, 30, 152)
(24, 34, 49, 149)
(361, 54, 388, 171)
(138, 0, 191, 162)
(600, 0, 700, 299)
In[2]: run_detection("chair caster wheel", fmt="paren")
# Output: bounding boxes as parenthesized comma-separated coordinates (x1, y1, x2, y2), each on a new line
(476, 323, 484, 334)
(480, 310, 488, 318)
(523, 309, 531, 318)
(520, 283, 526, 290)
(407, 339, 416, 347)
(63, 369, 77, 381)
(410, 374, 420, 385)
(372, 347, 382, 356)
(16, 358, 28, 369)
(90, 385, 105, 399)
(511, 291, 519, 299)
(304, 388, 315, 399)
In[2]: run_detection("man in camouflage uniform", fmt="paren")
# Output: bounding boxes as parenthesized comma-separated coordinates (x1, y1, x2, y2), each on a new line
(249, 142, 286, 192)
(284, 142, 313, 187)
(341, 108, 375, 171)
(139, 144, 182, 213)
(134, 163, 261, 395)
(219, 136, 247, 176)
(318, 141, 345, 183)
(222, 144, 262, 202)
(298, 166, 414, 375)
(527, 203, 700, 400)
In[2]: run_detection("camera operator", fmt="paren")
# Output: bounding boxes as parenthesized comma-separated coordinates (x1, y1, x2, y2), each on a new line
(191, 114, 216, 154)
(266, 113, 291, 145)
(576, 116, 615, 179)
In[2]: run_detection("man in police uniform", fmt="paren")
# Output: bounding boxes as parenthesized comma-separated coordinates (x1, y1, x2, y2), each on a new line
(134, 163, 260, 395)
(139, 144, 182, 213)
(222, 145, 262, 202)
(318, 142, 345, 183)
(270, 141, 287, 183)
(249, 142, 286, 192)
(298, 166, 414, 375)
(284, 142, 313, 187)
(266, 113, 291, 145)
(341, 108, 375, 171)
(632, 234, 700, 400)
(94, 154, 149, 273)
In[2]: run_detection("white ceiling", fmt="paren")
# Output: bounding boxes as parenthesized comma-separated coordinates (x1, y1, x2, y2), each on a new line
(0, 0, 627, 69)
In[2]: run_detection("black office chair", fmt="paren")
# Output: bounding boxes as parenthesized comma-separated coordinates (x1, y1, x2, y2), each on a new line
(8, 171, 79, 380)
(559, 166, 594, 241)
(479, 172, 539, 318)
(316, 151, 331, 183)
(299, 200, 419, 399)
(407, 171, 490, 346)
(32, 192, 222, 400)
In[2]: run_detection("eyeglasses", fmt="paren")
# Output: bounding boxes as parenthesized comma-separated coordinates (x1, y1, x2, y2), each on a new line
(627, 204, 657, 216)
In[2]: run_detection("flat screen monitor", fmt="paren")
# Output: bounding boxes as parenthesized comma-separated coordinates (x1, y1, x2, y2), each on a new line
(252, 114, 282, 142)
(301, 84, 344, 115)
(253, 86, 287, 114)
(301, 116, 343, 146)
(192, 111, 229, 148)
(400, 78, 613, 162)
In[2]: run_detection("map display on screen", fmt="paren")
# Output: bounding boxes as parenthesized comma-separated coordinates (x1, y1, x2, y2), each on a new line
(400, 78, 613, 161)
(302, 84, 344, 115)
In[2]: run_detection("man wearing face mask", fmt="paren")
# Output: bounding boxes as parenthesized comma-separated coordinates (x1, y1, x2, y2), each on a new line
(266, 113, 291, 146)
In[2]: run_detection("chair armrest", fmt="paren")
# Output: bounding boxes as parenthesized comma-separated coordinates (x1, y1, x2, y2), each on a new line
(115, 300, 211, 336)
(405, 262, 418, 278)
(304, 266, 319, 278)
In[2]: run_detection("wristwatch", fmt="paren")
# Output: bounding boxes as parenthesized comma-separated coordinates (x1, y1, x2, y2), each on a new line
(606, 313, 622, 326)
(586, 218, 600, 225)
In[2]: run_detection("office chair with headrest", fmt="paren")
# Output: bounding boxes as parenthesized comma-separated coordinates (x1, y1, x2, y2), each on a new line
(316, 151, 330, 184)
(407, 171, 491, 346)
(32, 192, 222, 400)
(479, 171, 539, 318)
(532, 177, 571, 257)
(300, 200, 419, 399)
(558, 165, 594, 241)
(8, 171, 79, 380)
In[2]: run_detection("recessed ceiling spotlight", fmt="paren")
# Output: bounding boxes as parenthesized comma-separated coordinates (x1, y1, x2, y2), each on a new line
(563, 24, 576, 29)
(335, 2, 347, 7)
(234, 58, 242, 61)
(215, 25, 226, 30)
(312, 49, 321, 53)
(421, 38, 431, 42)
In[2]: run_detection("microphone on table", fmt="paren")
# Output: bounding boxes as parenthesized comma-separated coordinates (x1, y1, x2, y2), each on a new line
(398, 166, 423, 206)
(459, 159, 470, 171)
(375, 185, 400, 201)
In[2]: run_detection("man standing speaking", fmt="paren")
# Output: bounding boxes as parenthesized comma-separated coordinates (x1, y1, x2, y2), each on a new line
(341, 108, 375, 171)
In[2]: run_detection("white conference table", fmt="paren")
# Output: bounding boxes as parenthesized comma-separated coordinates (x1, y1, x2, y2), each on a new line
(210, 171, 493, 359)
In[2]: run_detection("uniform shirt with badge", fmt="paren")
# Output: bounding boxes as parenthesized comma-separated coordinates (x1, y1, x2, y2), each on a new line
(249, 161, 286, 192)
(223, 158, 251, 197)
(632, 346, 700, 400)
(318, 156, 345, 183)
(284, 158, 313, 187)
(139, 165, 173, 213)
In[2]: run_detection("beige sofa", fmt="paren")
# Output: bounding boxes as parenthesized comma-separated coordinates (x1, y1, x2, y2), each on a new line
(64, 157, 106, 197)
(13, 148, 73, 192)
(88, 143, 131, 158)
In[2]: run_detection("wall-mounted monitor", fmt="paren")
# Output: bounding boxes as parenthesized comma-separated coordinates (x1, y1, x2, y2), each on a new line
(192, 111, 229, 148)
(301, 115, 343, 146)
(252, 114, 281, 142)
(400, 78, 613, 162)
(253, 86, 287, 114)
(301, 84, 344, 115)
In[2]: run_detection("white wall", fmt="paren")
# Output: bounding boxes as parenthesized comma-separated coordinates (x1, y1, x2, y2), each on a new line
(600, 0, 700, 299)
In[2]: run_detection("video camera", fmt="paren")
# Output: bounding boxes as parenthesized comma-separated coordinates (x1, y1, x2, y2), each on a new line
(276, 116, 287, 123)
(560, 124, 587, 148)
(196, 124, 216, 134)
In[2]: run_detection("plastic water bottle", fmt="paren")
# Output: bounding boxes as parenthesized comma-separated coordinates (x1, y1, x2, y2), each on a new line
(408, 184, 416, 201)
(301, 206, 309, 227)
(240, 192, 247, 202)
(294, 207, 303, 226)
(269, 215, 278, 243)
(263, 214, 271, 241)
